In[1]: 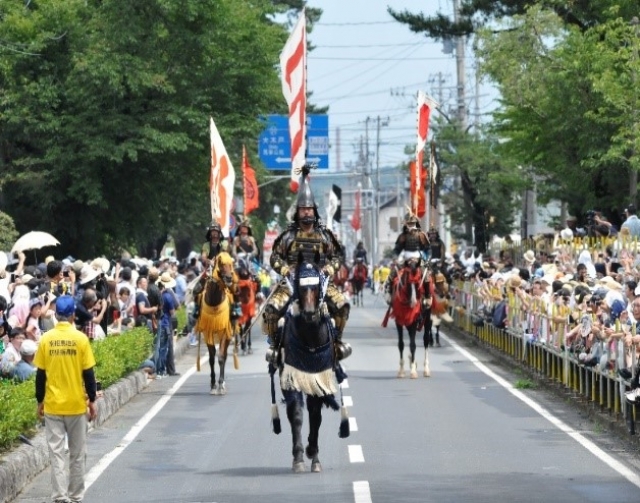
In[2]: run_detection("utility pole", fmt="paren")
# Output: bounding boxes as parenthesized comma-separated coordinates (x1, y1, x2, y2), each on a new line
(631, 16, 639, 205)
(372, 115, 389, 265)
(335, 126, 341, 172)
(453, 0, 467, 129)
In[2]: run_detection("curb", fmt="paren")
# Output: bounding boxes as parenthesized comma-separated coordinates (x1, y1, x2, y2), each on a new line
(0, 335, 191, 503)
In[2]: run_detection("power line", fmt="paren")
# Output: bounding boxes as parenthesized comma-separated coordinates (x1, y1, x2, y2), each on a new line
(315, 20, 397, 26)
(313, 80, 428, 102)
(310, 56, 468, 61)
(314, 42, 424, 49)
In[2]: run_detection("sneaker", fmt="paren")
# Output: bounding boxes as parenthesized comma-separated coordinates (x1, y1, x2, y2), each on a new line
(625, 388, 640, 403)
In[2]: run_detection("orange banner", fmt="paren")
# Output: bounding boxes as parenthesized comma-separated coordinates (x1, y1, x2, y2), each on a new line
(409, 160, 427, 218)
(242, 145, 259, 215)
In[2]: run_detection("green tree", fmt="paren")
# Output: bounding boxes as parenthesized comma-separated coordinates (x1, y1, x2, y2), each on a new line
(0, 0, 302, 259)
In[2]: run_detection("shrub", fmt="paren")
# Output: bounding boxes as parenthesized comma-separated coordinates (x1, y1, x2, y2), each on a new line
(92, 328, 154, 388)
(0, 379, 38, 452)
(0, 327, 153, 451)
(175, 305, 187, 333)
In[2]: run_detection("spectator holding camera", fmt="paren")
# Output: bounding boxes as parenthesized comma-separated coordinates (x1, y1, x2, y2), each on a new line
(75, 288, 108, 340)
(46, 259, 75, 298)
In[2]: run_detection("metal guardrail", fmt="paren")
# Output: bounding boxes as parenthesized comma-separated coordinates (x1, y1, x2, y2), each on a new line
(450, 280, 639, 435)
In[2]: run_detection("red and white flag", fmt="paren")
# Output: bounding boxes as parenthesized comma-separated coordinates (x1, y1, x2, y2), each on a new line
(412, 91, 436, 217)
(209, 117, 235, 236)
(351, 188, 361, 231)
(280, 10, 307, 193)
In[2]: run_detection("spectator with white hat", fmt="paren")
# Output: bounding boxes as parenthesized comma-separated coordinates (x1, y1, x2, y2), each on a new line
(13, 338, 37, 381)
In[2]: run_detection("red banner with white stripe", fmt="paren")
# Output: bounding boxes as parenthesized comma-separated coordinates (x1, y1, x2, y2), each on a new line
(209, 117, 235, 236)
(280, 10, 307, 193)
(412, 91, 433, 217)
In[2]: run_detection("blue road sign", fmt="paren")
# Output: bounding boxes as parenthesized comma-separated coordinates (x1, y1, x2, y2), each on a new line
(258, 114, 329, 170)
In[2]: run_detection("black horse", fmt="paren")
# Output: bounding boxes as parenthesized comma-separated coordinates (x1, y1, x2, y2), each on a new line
(268, 258, 350, 473)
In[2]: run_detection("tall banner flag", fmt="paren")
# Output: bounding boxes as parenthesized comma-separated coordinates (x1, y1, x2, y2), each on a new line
(351, 188, 361, 231)
(326, 183, 341, 231)
(209, 117, 235, 236)
(242, 145, 259, 215)
(430, 141, 440, 209)
(331, 184, 342, 223)
(412, 90, 431, 218)
(280, 10, 307, 193)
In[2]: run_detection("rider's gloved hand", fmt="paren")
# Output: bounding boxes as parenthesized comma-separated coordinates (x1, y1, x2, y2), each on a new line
(322, 264, 335, 277)
(280, 265, 290, 277)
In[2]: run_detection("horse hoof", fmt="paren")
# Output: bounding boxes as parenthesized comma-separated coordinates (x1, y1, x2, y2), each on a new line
(218, 383, 227, 395)
(397, 370, 405, 378)
(248, 348, 253, 355)
(311, 461, 322, 473)
(424, 368, 431, 377)
(292, 461, 306, 473)
(209, 386, 218, 395)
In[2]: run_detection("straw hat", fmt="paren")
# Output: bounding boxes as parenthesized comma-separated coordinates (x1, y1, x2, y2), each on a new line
(91, 258, 110, 274)
(79, 266, 100, 285)
(506, 275, 523, 289)
(599, 276, 622, 291)
(523, 250, 535, 264)
(158, 272, 176, 289)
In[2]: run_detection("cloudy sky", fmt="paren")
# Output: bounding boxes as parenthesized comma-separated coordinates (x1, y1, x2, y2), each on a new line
(305, 0, 496, 172)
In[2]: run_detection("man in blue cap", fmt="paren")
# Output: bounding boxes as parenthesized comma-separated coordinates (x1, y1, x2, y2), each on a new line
(34, 295, 97, 503)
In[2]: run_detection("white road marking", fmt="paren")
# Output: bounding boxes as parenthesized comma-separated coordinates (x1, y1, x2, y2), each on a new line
(349, 416, 358, 431)
(342, 378, 349, 389)
(353, 480, 372, 503)
(348, 444, 365, 463)
(442, 333, 640, 489)
(85, 366, 197, 489)
(343, 395, 353, 407)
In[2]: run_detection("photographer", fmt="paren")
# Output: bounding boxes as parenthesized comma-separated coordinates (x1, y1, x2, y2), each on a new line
(75, 288, 108, 340)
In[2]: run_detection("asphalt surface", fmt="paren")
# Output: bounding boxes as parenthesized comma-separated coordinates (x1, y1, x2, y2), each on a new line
(13, 290, 640, 502)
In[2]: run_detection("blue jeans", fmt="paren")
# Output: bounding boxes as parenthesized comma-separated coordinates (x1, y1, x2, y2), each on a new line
(155, 325, 171, 375)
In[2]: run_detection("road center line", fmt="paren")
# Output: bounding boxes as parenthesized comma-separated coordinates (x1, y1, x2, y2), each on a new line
(349, 417, 358, 431)
(85, 366, 196, 489)
(343, 395, 353, 407)
(442, 332, 640, 489)
(348, 444, 365, 463)
(353, 480, 372, 503)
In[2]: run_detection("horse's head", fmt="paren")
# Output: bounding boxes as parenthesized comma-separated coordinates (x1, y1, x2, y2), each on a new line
(393, 262, 423, 306)
(215, 252, 235, 285)
(293, 259, 326, 324)
(235, 257, 252, 280)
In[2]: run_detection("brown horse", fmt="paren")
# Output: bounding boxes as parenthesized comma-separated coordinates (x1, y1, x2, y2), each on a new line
(351, 261, 367, 307)
(194, 252, 238, 395)
(235, 259, 258, 355)
(332, 263, 350, 292)
(389, 261, 427, 378)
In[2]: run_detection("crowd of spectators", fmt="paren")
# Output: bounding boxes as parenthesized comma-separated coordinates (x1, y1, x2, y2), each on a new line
(444, 208, 640, 404)
(0, 250, 205, 382)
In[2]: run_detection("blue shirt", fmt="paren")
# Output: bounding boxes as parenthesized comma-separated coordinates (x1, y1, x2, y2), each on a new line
(175, 275, 187, 305)
(622, 215, 640, 238)
(13, 360, 36, 381)
(160, 290, 177, 328)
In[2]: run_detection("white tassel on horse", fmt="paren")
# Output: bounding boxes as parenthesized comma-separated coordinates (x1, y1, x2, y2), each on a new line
(280, 364, 338, 397)
(410, 283, 417, 308)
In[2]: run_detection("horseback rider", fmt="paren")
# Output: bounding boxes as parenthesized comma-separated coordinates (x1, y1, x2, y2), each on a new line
(352, 241, 368, 266)
(231, 219, 259, 264)
(427, 225, 446, 269)
(384, 213, 430, 302)
(263, 164, 350, 357)
(202, 219, 229, 264)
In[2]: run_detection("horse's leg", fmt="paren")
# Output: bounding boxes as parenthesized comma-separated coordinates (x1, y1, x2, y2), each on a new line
(305, 395, 323, 473)
(286, 393, 306, 473)
(409, 323, 418, 379)
(245, 320, 253, 354)
(422, 310, 431, 377)
(396, 322, 405, 378)
(435, 323, 441, 347)
(239, 323, 246, 354)
(217, 338, 230, 395)
(207, 343, 217, 394)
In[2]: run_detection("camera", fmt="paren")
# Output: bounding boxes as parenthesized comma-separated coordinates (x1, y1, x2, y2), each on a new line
(63, 270, 69, 278)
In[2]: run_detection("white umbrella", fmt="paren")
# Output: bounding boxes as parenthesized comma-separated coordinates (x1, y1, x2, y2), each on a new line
(11, 231, 60, 253)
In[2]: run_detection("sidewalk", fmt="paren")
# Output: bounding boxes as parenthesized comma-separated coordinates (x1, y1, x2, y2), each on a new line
(0, 335, 192, 503)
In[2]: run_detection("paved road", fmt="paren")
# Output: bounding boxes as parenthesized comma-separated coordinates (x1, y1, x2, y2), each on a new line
(14, 290, 640, 502)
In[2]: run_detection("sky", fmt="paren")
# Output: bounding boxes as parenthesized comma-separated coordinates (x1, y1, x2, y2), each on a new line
(305, 0, 497, 173)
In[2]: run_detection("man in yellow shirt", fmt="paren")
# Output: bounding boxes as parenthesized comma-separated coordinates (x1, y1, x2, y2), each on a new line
(34, 295, 97, 503)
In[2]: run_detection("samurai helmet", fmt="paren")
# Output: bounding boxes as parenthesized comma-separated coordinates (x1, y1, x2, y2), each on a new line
(295, 163, 317, 209)
(205, 219, 224, 242)
(237, 219, 252, 236)
(428, 225, 439, 237)
(403, 212, 421, 230)
(294, 163, 320, 224)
